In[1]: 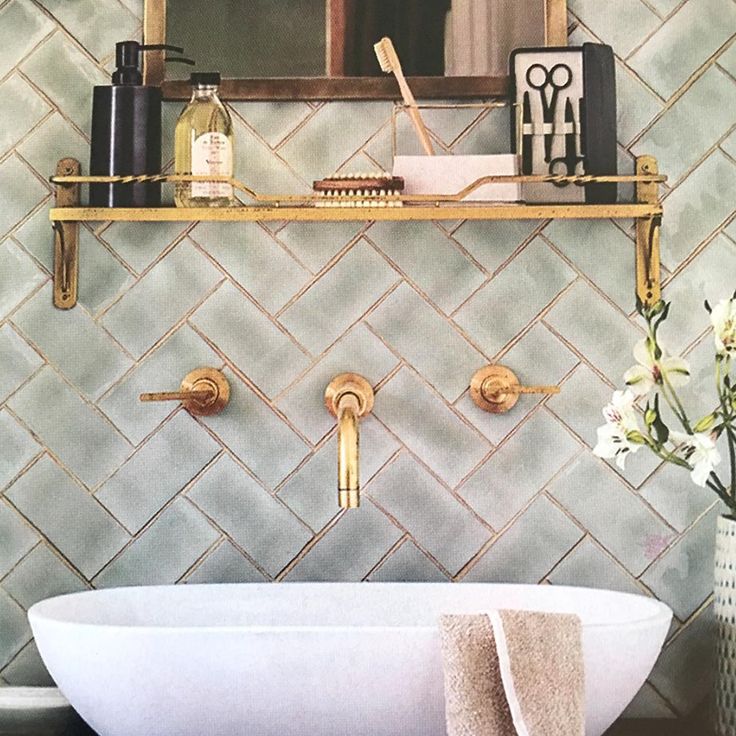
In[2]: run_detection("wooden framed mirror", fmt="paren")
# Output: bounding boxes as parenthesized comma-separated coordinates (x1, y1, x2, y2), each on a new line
(144, 0, 567, 100)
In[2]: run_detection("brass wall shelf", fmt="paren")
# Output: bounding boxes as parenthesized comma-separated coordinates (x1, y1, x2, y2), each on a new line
(49, 156, 664, 309)
(49, 203, 661, 222)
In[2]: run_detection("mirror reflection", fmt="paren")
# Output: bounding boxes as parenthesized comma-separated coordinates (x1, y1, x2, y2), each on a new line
(166, 0, 547, 80)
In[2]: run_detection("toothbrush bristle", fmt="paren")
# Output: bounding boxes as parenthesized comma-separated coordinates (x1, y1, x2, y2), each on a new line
(373, 38, 393, 73)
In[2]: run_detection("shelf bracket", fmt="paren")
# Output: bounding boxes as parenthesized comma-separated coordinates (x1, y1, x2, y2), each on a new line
(52, 158, 81, 309)
(635, 155, 661, 308)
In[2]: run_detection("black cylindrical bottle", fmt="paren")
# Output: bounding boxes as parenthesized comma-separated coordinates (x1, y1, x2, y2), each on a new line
(90, 41, 162, 207)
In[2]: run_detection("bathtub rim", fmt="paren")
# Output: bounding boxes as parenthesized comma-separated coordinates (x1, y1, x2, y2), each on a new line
(28, 582, 673, 634)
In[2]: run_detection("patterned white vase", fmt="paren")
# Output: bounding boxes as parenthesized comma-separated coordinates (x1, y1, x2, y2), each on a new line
(716, 515, 736, 736)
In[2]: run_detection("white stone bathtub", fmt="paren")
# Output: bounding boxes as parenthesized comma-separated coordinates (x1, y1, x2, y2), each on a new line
(29, 583, 672, 736)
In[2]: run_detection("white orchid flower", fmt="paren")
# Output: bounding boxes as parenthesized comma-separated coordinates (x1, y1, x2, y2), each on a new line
(593, 390, 645, 469)
(670, 431, 722, 487)
(624, 339, 690, 397)
(710, 298, 736, 358)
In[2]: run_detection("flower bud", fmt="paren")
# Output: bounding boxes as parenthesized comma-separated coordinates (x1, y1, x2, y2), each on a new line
(693, 413, 717, 433)
(626, 430, 648, 445)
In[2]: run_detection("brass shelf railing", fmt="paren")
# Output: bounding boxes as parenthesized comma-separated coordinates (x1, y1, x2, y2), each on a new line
(49, 155, 664, 310)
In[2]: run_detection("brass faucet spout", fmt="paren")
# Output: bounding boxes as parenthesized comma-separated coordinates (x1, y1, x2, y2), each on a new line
(325, 374, 375, 510)
(337, 392, 361, 508)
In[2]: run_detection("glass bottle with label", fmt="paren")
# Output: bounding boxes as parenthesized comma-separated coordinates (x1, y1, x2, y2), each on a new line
(174, 72, 235, 207)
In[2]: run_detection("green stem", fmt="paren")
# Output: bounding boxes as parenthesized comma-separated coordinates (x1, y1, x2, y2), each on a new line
(661, 372, 692, 433)
(726, 425, 736, 499)
(716, 358, 736, 496)
(707, 476, 733, 508)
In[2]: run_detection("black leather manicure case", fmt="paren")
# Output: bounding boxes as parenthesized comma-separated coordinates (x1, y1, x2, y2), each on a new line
(510, 43, 617, 204)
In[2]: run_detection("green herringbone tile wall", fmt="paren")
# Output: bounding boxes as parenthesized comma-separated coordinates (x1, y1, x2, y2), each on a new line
(1, 0, 735, 718)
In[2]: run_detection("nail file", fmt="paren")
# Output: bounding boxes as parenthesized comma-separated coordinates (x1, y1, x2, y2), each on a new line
(522, 92, 532, 175)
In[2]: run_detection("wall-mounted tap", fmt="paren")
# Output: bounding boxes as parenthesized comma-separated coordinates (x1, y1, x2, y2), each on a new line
(470, 365, 559, 413)
(139, 367, 230, 416)
(324, 373, 375, 509)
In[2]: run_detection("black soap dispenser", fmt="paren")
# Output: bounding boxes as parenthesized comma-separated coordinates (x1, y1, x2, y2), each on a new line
(90, 41, 188, 207)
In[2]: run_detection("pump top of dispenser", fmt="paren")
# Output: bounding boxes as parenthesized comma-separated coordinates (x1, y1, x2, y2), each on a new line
(109, 41, 193, 86)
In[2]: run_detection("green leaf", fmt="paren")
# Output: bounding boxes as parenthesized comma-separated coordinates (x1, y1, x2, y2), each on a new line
(652, 395, 670, 445)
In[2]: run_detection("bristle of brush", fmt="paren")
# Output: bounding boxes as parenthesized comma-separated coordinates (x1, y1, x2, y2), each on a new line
(373, 37, 393, 73)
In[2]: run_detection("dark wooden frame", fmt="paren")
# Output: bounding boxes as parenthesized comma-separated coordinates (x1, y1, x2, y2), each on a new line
(143, 0, 568, 100)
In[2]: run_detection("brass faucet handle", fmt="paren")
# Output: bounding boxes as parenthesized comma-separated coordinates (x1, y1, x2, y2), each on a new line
(139, 367, 230, 417)
(470, 365, 560, 414)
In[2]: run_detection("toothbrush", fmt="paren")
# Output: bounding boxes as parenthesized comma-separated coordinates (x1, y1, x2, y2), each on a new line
(373, 37, 435, 156)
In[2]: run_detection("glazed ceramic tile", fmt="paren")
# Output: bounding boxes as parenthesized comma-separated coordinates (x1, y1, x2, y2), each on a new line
(367, 282, 485, 401)
(0, 0, 55, 79)
(463, 496, 583, 583)
(455, 323, 578, 445)
(367, 221, 485, 313)
(641, 506, 719, 620)
(660, 152, 736, 268)
(185, 541, 267, 584)
(648, 604, 716, 713)
(0, 590, 30, 669)
(101, 220, 188, 274)
(632, 67, 736, 184)
(459, 410, 580, 529)
(628, 0, 736, 98)
(102, 238, 223, 358)
(94, 498, 219, 587)
(0, 239, 46, 318)
(285, 501, 402, 582)
(568, 0, 660, 57)
(549, 453, 676, 576)
(15, 215, 133, 315)
(2, 544, 86, 609)
(374, 367, 491, 488)
(454, 239, 576, 356)
(452, 219, 541, 274)
(0, 411, 39, 491)
(0, 74, 50, 156)
(20, 31, 108, 135)
(187, 455, 311, 577)
(16, 113, 89, 183)
(367, 452, 490, 575)
(8, 368, 132, 488)
(0, 501, 38, 578)
(34, 0, 139, 61)
(5, 455, 130, 577)
(368, 540, 448, 582)
(0, 324, 42, 403)
(276, 221, 363, 274)
(279, 239, 398, 355)
(191, 221, 310, 312)
(13, 283, 132, 399)
(547, 537, 644, 594)
(191, 281, 310, 398)
(545, 280, 643, 383)
(544, 219, 637, 312)
(96, 412, 221, 533)
(199, 370, 310, 488)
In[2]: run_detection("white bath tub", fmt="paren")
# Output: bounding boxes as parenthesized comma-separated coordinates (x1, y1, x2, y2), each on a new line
(29, 583, 671, 736)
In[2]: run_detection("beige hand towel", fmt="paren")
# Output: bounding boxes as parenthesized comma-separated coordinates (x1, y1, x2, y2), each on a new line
(439, 611, 585, 736)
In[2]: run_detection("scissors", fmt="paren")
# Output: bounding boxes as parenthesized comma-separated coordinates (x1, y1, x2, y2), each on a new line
(525, 62, 572, 162)
(549, 98, 585, 186)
